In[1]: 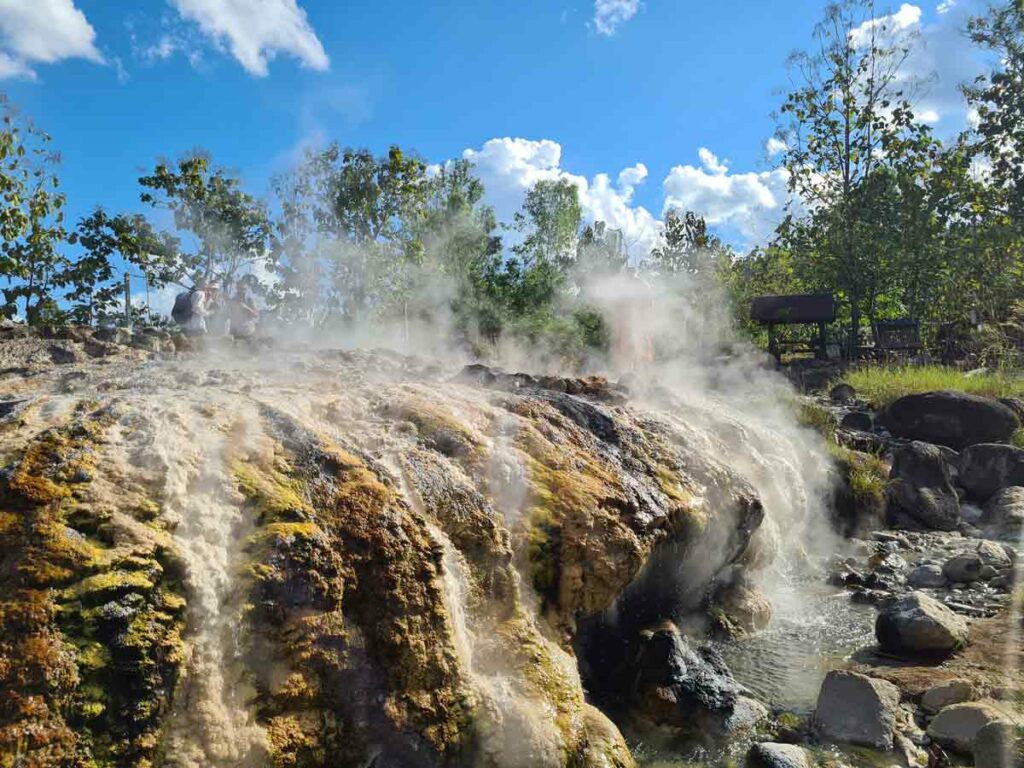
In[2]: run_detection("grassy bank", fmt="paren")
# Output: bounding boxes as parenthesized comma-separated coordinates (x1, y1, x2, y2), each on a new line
(844, 365, 1024, 408)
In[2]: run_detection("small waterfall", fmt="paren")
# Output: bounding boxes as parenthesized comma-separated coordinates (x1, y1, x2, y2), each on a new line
(120, 396, 268, 767)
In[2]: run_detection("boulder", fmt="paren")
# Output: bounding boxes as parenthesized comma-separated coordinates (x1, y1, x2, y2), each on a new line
(881, 390, 1020, 450)
(887, 441, 961, 531)
(875, 591, 969, 656)
(831, 383, 857, 404)
(998, 397, 1024, 423)
(942, 541, 1014, 583)
(93, 326, 132, 345)
(907, 564, 947, 589)
(813, 670, 901, 749)
(927, 701, 1012, 754)
(983, 486, 1024, 539)
(921, 680, 976, 714)
(840, 410, 873, 431)
(627, 627, 749, 732)
(711, 581, 773, 636)
(746, 742, 813, 768)
(973, 720, 1024, 768)
(47, 344, 81, 365)
(959, 444, 1024, 501)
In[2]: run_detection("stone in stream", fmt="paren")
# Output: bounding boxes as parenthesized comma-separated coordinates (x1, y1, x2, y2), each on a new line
(813, 670, 901, 749)
(746, 742, 813, 768)
(927, 701, 1015, 754)
(982, 486, 1024, 539)
(907, 563, 947, 589)
(942, 541, 1014, 583)
(973, 720, 1024, 768)
(880, 390, 1020, 450)
(959, 443, 1024, 500)
(830, 382, 857, 404)
(887, 441, 961, 531)
(875, 591, 969, 656)
(921, 680, 976, 714)
(840, 410, 873, 431)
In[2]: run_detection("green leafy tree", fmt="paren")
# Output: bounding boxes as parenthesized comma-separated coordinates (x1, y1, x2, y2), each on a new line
(647, 208, 731, 279)
(776, 0, 933, 352)
(0, 105, 70, 324)
(277, 144, 427, 324)
(138, 154, 274, 290)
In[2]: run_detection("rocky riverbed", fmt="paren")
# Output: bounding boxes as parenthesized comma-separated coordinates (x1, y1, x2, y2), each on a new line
(1, 324, 1022, 768)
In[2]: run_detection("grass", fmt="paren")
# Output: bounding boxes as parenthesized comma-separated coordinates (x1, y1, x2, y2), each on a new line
(844, 365, 1024, 408)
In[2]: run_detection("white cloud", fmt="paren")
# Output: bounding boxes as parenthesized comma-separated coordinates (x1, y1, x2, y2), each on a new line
(463, 138, 660, 259)
(593, 0, 640, 36)
(0, 0, 103, 79)
(662, 148, 794, 246)
(765, 137, 788, 157)
(167, 0, 329, 76)
(852, 1, 989, 132)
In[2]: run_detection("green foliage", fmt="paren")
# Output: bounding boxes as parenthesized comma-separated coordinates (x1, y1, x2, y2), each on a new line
(0, 102, 70, 324)
(138, 154, 275, 289)
(844, 364, 1024, 407)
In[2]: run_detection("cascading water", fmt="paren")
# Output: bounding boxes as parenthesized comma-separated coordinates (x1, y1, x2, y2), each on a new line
(112, 394, 268, 767)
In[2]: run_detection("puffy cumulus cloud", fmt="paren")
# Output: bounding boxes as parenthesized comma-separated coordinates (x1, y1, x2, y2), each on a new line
(662, 148, 794, 246)
(168, 0, 328, 76)
(593, 0, 640, 36)
(0, 0, 103, 80)
(463, 138, 661, 259)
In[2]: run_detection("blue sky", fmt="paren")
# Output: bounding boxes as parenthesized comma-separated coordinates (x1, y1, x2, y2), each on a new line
(0, 0, 992, 256)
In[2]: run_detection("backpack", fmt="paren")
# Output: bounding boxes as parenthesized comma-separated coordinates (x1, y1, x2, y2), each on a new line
(171, 290, 195, 324)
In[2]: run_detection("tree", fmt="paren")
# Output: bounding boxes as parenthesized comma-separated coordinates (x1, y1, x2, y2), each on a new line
(776, 0, 932, 353)
(138, 154, 274, 290)
(70, 210, 181, 324)
(577, 220, 627, 275)
(275, 144, 428, 325)
(647, 208, 730, 279)
(0, 105, 70, 324)
(966, 2, 1024, 225)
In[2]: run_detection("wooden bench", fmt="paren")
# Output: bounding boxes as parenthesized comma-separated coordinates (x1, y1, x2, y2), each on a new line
(750, 294, 837, 361)
(873, 318, 922, 358)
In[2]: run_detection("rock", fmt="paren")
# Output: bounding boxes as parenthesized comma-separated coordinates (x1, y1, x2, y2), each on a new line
(959, 444, 1024, 500)
(48, 344, 80, 365)
(840, 410, 873, 431)
(887, 441, 961, 531)
(746, 742, 813, 768)
(714, 695, 769, 735)
(813, 670, 901, 749)
(943, 541, 1013, 583)
(83, 339, 118, 358)
(927, 701, 1013, 754)
(998, 397, 1024, 423)
(627, 627, 749, 732)
(973, 720, 1024, 768)
(881, 391, 1020, 450)
(831, 383, 857, 404)
(907, 564, 947, 589)
(711, 581, 773, 636)
(93, 326, 132, 344)
(983, 486, 1024, 539)
(875, 591, 969, 656)
(921, 680, 976, 714)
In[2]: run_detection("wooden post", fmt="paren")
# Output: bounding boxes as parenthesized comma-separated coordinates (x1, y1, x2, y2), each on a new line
(123, 273, 132, 329)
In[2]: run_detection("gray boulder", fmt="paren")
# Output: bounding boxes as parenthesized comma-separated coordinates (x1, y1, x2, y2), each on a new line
(983, 486, 1024, 539)
(959, 443, 1024, 500)
(921, 680, 976, 714)
(814, 670, 900, 749)
(746, 742, 813, 768)
(907, 564, 946, 589)
(974, 720, 1024, 768)
(887, 441, 961, 531)
(881, 390, 1020, 450)
(927, 701, 1013, 754)
(875, 591, 969, 656)
(942, 541, 1014, 583)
